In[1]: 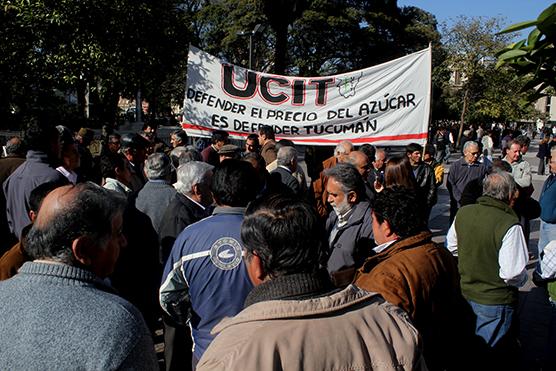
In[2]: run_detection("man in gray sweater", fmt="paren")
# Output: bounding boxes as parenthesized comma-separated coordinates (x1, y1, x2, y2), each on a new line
(0, 182, 158, 370)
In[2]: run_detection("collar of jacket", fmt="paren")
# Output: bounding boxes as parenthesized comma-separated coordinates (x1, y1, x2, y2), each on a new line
(244, 271, 335, 308)
(327, 200, 371, 231)
(357, 231, 433, 274)
(26, 150, 54, 164)
(212, 206, 245, 215)
(212, 284, 378, 335)
(476, 195, 516, 217)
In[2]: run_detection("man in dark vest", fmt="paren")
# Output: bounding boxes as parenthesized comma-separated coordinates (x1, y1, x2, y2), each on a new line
(446, 170, 528, 369)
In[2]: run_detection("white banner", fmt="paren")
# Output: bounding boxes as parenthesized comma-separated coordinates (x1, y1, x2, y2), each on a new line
(182, 45, 431, 146)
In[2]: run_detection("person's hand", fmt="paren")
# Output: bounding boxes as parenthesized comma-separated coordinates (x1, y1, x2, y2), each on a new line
(374, 180, 384, 193)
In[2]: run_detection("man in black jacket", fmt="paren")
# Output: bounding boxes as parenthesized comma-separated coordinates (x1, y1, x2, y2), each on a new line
(158, 160, 213, 371)
(406, 143, 437, 221)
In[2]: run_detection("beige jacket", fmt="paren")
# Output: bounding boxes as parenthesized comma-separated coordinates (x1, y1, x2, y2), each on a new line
(197, 285, 426, 371)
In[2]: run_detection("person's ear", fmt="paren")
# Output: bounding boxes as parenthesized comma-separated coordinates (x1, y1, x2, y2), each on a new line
(245, 252, 266, 286)
(347, 190, 357, 204)
(71, 236, 96, 266)
(382, 220, 396, 239)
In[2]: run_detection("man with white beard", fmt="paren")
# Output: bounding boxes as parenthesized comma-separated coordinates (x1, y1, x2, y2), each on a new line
(325, 163, 374, 287)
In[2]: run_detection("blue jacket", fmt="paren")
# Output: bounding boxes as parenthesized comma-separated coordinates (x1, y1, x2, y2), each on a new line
(160, 206, 253, 360)
(540, 174, 556, 223)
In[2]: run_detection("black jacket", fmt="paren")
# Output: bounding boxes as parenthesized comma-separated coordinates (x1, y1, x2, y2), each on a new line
(159, 192, 209, 264)
(413, 163, 437, 211)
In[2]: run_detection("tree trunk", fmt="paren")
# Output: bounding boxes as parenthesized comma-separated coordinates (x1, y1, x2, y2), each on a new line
(457, 89, 469, 149)
(273, 22, 288, 75)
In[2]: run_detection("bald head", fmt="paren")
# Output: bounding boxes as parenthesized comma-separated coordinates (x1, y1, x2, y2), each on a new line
(33, 185, 79, 230)
(25, 182, 127, 273)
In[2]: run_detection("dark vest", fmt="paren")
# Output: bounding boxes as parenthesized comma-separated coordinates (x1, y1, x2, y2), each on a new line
(455, 196, 519, 305)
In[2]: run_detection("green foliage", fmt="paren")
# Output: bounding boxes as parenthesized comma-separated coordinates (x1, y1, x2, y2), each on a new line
(0, 0, 192, 129)
(497, 3, 556, 101)
(440, 16, 539, 125)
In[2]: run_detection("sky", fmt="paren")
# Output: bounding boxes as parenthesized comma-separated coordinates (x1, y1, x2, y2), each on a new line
(397, 0, 554, 32)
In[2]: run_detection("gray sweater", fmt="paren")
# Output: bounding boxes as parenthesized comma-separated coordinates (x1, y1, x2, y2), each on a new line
(0, 262, 158, 370)
(135, 180, 177, 234)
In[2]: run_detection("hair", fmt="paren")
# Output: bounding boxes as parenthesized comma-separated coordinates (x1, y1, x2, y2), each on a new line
(242, 152, 266, 172)
(175, 161, 213, 196)
(463, 141, 479, 152)
(275, 139, 294, 151)
(276, 146, 297, 167)
(144, 153, 172, 180)
(171, 130, 188, 145)
(372, 187, 427, 239)
(246, 133, 259, 142)
(241, 194, 327, 278)
(384, 156, 417, 189)
(482, 171, 517, 202)
(334, 141, 353, 156)
(358, 144, 376, 163)
(211, 159, 259, 207)
(25, 182, 127, 263)
(514, 135, 531, 148)
(108, 133, 121, 143)
(4, 136, 26, 156)
(24, 118, 59, 153)
(56, 125, 75, 147)
(490, 158, 512, 173)
(258, 125, 275, 140)
(29, 182, 63, 213)
(170, 145, 202, 168)
(324, 163, 365, 197)
(405, 142, 423, 154)
(211, 130, 229, 144)
(142, 121, 158, 131)
(100, 152, 127, 179)
(424, 144, 436, 157)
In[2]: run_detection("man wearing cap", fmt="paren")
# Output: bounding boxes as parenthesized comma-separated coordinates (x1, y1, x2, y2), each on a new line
(218, 144, 241, 162)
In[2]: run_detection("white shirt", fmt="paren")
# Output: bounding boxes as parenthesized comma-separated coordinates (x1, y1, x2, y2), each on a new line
(372, 240, 397, 254)
(56, 166, 78, 185)
(446, 219, 528, 287)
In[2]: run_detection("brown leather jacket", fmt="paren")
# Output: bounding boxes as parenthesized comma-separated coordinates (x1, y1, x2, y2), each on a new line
(354, 231, 470, 371)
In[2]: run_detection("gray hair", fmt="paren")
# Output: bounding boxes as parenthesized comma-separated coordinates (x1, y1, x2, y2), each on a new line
(175, 161, 213, 196)
(25, 182, 127, 264)
(277, 146, 297, 167)
(144, 153, 173, 180)
(170, 145, 202, 168)
(324, 163, 364, 197)
(334, 140, 353, 156)
(5, 136, 25, 156)
(463, 141, 479, 151)
(482, 170, 517, 202)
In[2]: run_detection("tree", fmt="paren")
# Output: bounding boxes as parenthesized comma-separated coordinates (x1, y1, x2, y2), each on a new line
(441, 17, 518, 145)
(0, 0, 192, 129)
(497, 3, 556, 101)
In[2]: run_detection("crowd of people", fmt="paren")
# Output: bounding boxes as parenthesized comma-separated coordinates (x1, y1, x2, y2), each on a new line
(0, 112, 555, 370)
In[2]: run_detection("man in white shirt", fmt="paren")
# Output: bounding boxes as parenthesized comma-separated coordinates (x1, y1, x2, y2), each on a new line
(446, 170, 527, 368)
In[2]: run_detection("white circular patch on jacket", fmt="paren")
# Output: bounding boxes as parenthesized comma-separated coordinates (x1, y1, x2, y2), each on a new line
(210, 237, 242, 270)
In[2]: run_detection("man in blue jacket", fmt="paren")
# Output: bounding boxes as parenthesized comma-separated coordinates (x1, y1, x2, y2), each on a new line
(160, 159, 259, 367)
(538, 149, 556, 277)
